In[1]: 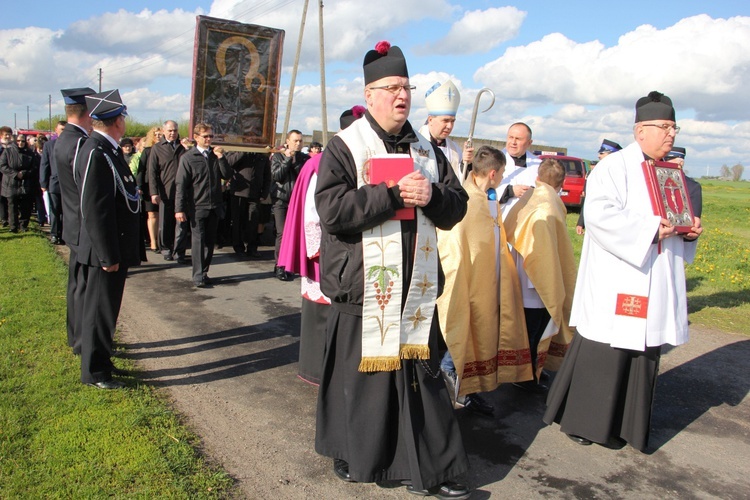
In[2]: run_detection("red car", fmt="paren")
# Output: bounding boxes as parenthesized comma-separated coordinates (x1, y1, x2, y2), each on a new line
(539, 155, 587, 207)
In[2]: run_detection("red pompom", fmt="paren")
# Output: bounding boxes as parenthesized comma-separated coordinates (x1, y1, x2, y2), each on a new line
(375, 40, 390, 55)
(352, 105, 366, 118)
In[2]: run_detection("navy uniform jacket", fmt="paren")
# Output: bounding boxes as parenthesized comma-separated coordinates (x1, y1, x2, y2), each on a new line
(74, 132, 140, 268)
(55, 123, 88, 246)
(39, 139, 61, 194)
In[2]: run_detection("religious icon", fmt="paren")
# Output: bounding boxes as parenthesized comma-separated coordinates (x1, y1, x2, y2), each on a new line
(641, 160, 695, 233)
(190, 16, 284, 149)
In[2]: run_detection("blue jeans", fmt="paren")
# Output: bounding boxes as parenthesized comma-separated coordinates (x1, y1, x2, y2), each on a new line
(440, 350, 455, 373)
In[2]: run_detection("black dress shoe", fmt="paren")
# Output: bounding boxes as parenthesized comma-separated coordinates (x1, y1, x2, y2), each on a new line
(195, 280, 208, 288)
(512, 380, 549, 394)
(567, 434, 593, 446)
(203, 276, 212, 285)
(275, 265, 290, 281)
(163, 254, 174, 261)
(460, 393, 494, 416)
(407, 480, 471, 499)
(246, 250, 262, 259)
(333, 458, 355, 482)
(87, 379, 126, 390)
(176, 256, 190, 265)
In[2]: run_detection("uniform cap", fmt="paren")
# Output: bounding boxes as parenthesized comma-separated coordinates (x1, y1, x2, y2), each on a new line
(60, 87, 96, 105)
(86, 89, 128, 120)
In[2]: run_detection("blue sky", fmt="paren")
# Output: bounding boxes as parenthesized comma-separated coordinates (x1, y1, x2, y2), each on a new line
(1, 1, 749, 177)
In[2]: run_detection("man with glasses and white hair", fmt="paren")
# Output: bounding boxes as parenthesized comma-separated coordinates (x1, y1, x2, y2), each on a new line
(314, 41, 470, 498)
(544, 91, 703, 452)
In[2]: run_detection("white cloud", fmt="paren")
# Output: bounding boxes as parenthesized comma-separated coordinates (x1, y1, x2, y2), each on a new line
(422, 6, 525, 55)
(474, 15, 750, 116)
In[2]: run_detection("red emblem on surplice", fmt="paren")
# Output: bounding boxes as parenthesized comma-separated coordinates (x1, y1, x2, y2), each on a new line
(615, 294, 649, 318)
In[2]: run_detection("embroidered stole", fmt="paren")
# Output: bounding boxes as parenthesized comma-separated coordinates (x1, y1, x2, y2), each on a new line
(339, 120, 439, 372)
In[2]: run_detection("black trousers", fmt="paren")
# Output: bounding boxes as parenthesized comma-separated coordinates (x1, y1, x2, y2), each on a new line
(525, 307, 552, 377)
(0, 195, 7, 223)
(7, 194, 32, 231)
(231, 195, 260, 252)
(80, 264, 127, 384)
(273, 199, 289, 262)
(190, 209, 218, 284)
(67, 245, 87, 354)
(158, 200, 189, 258)
(48, 192, 63, 239)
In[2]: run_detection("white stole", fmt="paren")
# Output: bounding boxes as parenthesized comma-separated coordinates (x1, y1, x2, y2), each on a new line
(339, 119, 439, 372)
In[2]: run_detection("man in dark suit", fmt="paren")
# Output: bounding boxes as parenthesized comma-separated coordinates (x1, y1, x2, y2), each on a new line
(75, 89, 140, 389)
(148, 120, 188, 262)
(54, 87, 96, 355)
(226, 150, 270, 258)
(40, 120, 67, 244)
(175, 123, 233, 287)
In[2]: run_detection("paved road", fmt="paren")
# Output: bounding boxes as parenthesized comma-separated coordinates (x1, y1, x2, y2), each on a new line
(111, 245, 749, 499)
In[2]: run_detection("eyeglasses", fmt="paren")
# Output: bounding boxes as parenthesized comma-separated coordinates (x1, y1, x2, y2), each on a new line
(642, 123, 680, 134)
(369, 84, 416, 95)
(200, 134, 214, 139)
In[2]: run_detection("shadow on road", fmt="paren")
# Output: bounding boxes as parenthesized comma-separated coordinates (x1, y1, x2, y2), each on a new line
(650, 339, 750, 451)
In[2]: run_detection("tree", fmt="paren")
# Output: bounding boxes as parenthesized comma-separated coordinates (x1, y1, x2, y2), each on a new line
(731, 163, 744, 182)
(33, 115, 67, 132)
(720, 165, 731, 178)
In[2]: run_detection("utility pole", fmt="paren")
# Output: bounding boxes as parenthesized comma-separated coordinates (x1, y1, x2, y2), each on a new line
(282, 0, 309, 142)
(318, 0, 328, 145)
(98, 68, 103, 92)
(14, 113, 17, 130)
(27, 106, 30, 129)
(48, 95, 52, 132)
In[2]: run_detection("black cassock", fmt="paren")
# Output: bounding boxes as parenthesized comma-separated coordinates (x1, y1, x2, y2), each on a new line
(314, 113, 470, 491)
(75, 132, 140, 384)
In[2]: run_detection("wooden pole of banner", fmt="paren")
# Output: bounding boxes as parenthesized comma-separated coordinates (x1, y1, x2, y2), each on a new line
(318, 0, 328, 145)
(282, 0, 309, 143)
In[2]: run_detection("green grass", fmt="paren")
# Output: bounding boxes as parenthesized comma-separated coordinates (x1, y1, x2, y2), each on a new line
(0, 228, 234, 497)
(566, 179, 750, 336)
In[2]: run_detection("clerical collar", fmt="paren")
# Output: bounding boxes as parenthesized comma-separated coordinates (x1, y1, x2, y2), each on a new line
(365, 111, 418, 152)
(431, 136, 445, 148)
(512, 154, 527, 168)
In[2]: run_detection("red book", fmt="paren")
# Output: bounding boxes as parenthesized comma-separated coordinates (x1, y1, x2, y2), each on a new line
(369, 155, 415, 220)
(641, 160, 695, 234)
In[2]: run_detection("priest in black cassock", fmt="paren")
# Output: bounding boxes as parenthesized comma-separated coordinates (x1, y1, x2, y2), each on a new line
(314, 41, 470, 499)
(75, 90, 140, 389)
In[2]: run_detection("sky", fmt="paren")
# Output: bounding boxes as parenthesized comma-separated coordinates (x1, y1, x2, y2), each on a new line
(2, 0, 749, 178)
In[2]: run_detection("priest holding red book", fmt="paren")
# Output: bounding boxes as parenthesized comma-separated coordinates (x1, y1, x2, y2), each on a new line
(314, 41, 470, 498)
(543, 91, 703, 452)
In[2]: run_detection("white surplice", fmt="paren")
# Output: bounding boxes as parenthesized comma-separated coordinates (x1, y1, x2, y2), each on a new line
(570, 142, 698, 351)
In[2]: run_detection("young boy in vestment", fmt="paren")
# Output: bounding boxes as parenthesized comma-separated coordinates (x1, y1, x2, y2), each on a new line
(437, 146, 532, 413)
(504, 158, 577, 392)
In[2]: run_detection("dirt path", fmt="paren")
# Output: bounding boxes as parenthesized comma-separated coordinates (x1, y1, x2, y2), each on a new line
(111, 246, 750, 499)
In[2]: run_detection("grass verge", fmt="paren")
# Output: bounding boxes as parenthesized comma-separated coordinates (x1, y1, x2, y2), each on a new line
(0, 228, 234, 497)
(566, 179, 750, 336)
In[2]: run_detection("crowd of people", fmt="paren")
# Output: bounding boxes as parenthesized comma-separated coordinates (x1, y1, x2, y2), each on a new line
(0, 39, 704, 500)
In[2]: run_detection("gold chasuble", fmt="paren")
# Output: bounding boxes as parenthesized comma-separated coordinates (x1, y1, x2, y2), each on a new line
(504, 181, 577, 372)
(437, 173, 532, 396)
(339, 119, 439, 372)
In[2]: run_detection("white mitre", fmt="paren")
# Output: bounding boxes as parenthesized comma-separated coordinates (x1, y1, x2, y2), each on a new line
(425, 80, 460, 116)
